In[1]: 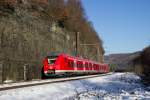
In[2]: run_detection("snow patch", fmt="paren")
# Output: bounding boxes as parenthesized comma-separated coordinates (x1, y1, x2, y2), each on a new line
(0, 73, 150, 100)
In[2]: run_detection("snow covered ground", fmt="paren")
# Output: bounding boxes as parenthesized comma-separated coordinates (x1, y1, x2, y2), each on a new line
(0, 73, 150, 100)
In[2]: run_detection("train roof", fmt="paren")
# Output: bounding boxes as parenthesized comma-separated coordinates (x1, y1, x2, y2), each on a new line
(46, 53, 106, 65)
(59, 53, 102, 64)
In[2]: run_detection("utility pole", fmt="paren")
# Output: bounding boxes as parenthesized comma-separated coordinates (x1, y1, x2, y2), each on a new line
(75, 32, 102, 62)
(75, 32, 80, 56)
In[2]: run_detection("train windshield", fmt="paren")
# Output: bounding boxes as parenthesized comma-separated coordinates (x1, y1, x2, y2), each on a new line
(47, 56, 58, 64)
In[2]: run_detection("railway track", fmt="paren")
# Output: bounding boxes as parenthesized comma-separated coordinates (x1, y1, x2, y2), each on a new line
(0, 73, 112, 91)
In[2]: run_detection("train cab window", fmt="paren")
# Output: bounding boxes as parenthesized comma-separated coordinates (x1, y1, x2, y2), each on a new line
(47, 56, 58, 64)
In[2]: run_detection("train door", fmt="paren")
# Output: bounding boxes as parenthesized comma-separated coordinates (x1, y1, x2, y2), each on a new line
(67, 59, 74, 71)
(74, 60, 77, 72)
(85, 62, 89, 71)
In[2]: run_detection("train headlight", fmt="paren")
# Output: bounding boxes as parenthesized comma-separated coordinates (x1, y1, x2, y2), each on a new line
(44, 71, 47, 74)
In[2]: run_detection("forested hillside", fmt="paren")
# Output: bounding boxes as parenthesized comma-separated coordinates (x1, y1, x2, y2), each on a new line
(133, 46, 150, 84)
(0, 0, 104, 82)
(104, 52, 140, 72)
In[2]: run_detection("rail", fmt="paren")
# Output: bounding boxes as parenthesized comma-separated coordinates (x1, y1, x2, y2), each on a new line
(0, 73, 113, 91)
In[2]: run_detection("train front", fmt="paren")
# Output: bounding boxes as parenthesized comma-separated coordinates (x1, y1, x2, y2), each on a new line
(42, 55, 58, 77)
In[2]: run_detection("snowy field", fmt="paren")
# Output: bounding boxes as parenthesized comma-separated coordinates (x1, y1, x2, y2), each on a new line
(0, 73, 150, 100)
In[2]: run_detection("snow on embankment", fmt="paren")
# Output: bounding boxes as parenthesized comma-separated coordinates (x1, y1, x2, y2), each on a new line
(0, 73, 150, 100)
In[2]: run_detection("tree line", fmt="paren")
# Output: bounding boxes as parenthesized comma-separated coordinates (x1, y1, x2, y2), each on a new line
(133, 45, 150, 84)
(0, 0, 103, 52)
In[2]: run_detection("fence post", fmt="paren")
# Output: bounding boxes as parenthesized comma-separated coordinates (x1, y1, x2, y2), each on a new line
(24, 64, 27, 81)
(0, 62, 3, 84)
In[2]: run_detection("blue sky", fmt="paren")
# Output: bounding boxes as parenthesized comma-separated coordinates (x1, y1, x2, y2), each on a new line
(82, 0, 150, 55)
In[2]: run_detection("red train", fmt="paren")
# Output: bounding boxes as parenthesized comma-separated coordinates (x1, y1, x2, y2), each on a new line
(42, 53, 109, 77)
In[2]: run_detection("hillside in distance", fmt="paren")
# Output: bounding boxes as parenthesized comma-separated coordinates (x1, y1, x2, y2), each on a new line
(104, 52, 141, 71)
